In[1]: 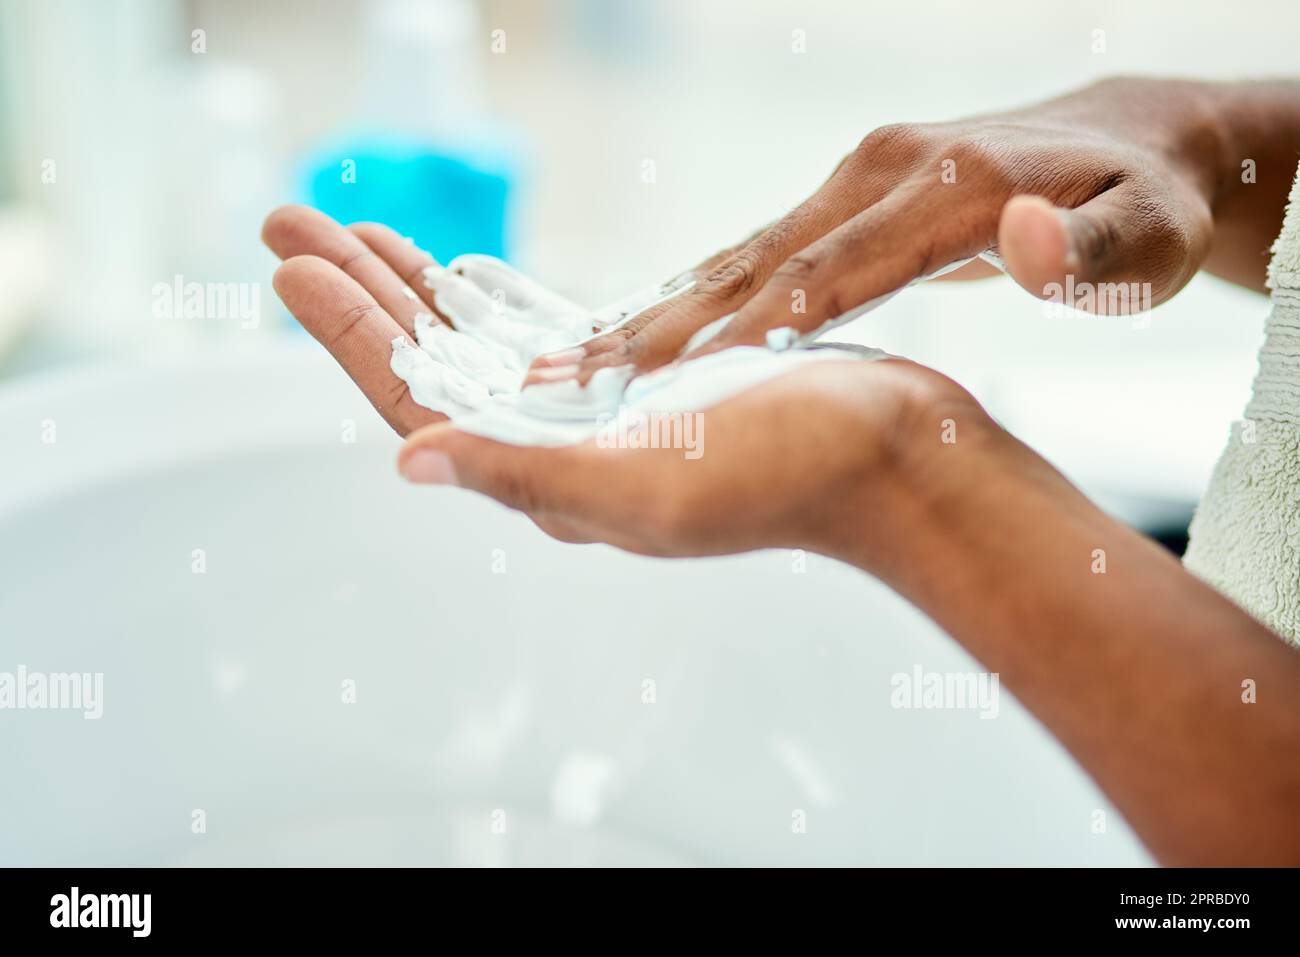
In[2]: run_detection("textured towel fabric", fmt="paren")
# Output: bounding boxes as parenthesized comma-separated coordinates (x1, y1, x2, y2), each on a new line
(1184, 166, 1300, 644)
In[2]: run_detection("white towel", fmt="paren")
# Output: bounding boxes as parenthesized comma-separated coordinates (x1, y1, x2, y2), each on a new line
(1184, 165, 1300, 643)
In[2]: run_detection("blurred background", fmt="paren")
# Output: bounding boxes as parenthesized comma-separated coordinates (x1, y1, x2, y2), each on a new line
(2, 0, 1299, 534)
(6, 0, 1300, 867)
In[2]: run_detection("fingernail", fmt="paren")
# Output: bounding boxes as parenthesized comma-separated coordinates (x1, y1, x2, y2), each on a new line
(401, 449, 458, 485)
(1062, 245, 1080, 273)
(528, 364, 580, 382)
(1053, 209, 1081, 272)
(537, 347, 586, 366)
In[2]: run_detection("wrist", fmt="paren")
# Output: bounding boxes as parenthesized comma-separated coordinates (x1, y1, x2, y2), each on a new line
(1184, 79, 1300, 287)
(835, 374, 1111, 612)
(1187, 80, 1300, 201)
(868, 396, 1019, 592)
(1196, 80, 1268, 205)
(818, 368, 1011, 585)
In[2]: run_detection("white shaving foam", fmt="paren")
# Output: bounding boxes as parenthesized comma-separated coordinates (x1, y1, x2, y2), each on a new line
(392, 252, 996, 446)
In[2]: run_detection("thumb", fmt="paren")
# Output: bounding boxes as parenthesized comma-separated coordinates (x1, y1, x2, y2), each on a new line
(398, 423, 647, 520)
(398, 424, 566, 514)
(998, 187, 1200, 311)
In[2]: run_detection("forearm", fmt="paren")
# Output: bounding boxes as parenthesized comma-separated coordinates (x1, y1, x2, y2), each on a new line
(856, 413, 1300, 865)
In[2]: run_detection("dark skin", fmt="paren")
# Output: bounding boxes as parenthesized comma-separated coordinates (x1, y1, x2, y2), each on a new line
(265, 76, 1300, 863)
(519, 77, 1300, 385)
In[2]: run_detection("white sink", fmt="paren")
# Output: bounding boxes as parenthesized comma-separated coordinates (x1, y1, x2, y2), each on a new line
(0, 342, 1150, 865)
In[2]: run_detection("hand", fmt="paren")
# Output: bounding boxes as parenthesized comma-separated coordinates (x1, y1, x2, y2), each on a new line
(543, 76, 1245, 385)
(261, 191, 1300, 868)
(262, 204, 710, 429)
(261, 202, 989, 559)
(397, 355, 986, 565)
(262, 205, 457, 435)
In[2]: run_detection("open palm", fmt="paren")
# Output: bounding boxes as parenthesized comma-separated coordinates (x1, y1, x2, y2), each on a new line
(262, 204, 983, 557)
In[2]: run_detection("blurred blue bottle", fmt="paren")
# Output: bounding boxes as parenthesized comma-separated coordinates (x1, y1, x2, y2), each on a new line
(302, 0, 520, 263)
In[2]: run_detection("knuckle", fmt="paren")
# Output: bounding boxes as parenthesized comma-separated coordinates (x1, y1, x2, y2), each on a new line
(750, 218, 794, 254)
(328, 301, 382, 347)
(610, 298, 673, 339)
(937, 133, 1047, 196)
(945, 133, 998, 165)
(702, 251, 763, 300)
(940, 134, 1018, 186)
(854, 123, 932, 164)
(624, 306, 668, 336)
(380, 375, 413, 414)
(818, 282, 850, 325)
(774, 251, 821, 285)
(909, 233, 942, 281)
(584, 328, 635, 357)
(491, 466, 541, 514)
(625, 329, 679, 368)
(610, 332, 640, 360)
(601, 328, 635, 347)
(336, 246, 378, 273)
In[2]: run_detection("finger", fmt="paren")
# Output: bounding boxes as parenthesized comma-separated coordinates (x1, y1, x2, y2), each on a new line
(346, 221, 447, 319)
(525, 222, 776, 373)
(554, 131, 934, 382)
(526, 194, 838, 376)
(272, 255, 443, 436)
(998, 184, 1209, 308)
(397, 425, 668, 550)
(699, 178, 990, 351)
(522, 276, 701, 383)
(526, 292, 678, 384)
(565, 196, 858, 382)
(346, 223, 591, 365)
(261, 204, 425, 335)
